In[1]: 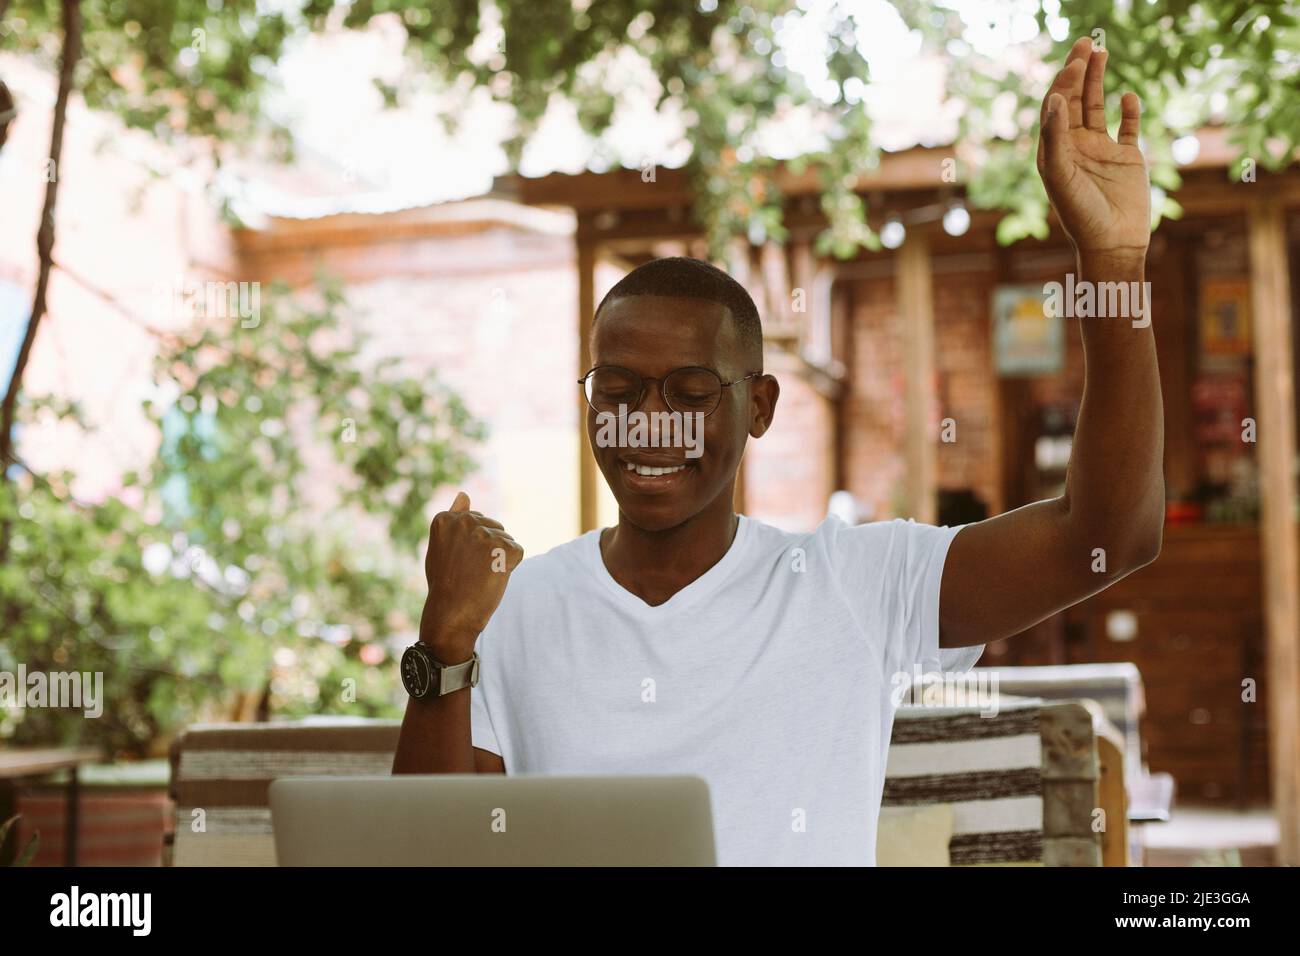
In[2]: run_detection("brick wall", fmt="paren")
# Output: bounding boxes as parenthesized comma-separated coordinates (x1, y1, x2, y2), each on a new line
(743, 348, 835, 530)
(935, 270, 1001, 516)
(843, 276, 909, 520)
(834, 258, 1061, 525)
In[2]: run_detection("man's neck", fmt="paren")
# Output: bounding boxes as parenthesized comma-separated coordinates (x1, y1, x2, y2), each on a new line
(599, 492, 739, 607)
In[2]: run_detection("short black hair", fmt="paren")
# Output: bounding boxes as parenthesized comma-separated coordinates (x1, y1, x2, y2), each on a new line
(593, 256, 763, 365)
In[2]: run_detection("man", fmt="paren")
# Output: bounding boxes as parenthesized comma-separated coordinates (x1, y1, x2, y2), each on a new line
(392, 37, 1165, 866)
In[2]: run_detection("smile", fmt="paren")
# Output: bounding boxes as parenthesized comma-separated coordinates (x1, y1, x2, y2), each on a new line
(625, 462, 688, 476)
(617, 458, 695, 494)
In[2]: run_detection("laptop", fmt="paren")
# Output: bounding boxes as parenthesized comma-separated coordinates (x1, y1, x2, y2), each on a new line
(269, 774, 716, 866)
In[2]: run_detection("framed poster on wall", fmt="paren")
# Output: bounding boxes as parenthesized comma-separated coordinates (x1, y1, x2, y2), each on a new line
(1199, 278, 1251, 367)
(991, 283, 1063, 376)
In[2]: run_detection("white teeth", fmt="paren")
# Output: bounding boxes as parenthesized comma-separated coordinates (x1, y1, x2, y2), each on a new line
(626, 462, 686, 477)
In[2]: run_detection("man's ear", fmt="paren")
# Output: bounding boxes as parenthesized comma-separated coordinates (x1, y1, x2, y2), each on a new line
(749, 374, 779, 438)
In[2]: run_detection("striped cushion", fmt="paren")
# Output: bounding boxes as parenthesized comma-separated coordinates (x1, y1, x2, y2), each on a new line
(884, 701, 1101, 866)
(972, 664, 1144, 781)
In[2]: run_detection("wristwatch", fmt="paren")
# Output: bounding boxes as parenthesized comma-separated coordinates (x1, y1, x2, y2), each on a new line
(400, 643, 480, 700)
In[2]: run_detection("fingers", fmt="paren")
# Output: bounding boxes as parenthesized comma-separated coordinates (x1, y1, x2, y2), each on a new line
(430, 504, 523, 569)
(1061, 36, 1091, 128)
(1082, 48, 1108, 132)
(1041, 92, 1069, 179)
(1118, 91, 1142, 146)
(467, 511, 504, 531)
(477, 526, 525, 570)
(1041, 36, 1093, 131)
(432, 496, 504, 533)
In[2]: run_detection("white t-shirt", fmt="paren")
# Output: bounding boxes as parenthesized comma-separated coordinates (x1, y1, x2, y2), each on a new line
(469, 514, 984, 866)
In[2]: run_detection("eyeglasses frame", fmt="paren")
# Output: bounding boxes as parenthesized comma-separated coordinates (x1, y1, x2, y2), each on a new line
(577, 365, 763, 419)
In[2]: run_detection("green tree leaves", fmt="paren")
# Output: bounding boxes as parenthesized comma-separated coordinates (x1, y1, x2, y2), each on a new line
(1, 281, 482, 756)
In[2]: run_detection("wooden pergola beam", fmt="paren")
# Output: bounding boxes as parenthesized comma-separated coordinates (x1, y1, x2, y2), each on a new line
(1247, 200, 1300, 865)
(500, 145, 959, 211)
(1171, 172, 1300, 217)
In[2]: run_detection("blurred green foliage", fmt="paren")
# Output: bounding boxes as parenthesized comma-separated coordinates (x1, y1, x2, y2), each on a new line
(5, 1, 1295, 250)
(0, 281, 482, 757)
(901, 0, 1300, 242)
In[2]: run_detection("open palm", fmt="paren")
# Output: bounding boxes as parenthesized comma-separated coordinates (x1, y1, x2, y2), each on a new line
(1037, 37, 1150, 259)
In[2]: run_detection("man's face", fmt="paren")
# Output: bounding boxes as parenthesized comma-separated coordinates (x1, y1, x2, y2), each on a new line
(586, 294, 776, 532)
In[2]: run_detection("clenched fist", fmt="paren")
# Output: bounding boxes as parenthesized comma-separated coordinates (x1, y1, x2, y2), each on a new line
(419, 491, 524, 661)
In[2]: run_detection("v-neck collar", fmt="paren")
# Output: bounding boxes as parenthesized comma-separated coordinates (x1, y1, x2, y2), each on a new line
(583, 516, 753, 617)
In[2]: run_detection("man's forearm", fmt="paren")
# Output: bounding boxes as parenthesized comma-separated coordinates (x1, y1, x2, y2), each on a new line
(392, 689, 477, 773)
(391, 599, 478, 774)
(1062, 251, 1165, 571)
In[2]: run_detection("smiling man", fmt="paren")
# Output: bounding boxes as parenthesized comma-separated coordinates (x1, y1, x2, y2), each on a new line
(392, 37, 1165, 866)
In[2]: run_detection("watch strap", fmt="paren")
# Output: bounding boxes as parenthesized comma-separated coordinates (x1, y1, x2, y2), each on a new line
(434, 651, 480, 695)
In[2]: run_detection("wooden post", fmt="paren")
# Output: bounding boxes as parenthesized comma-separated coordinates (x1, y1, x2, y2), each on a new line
(64, 766, 80, 866)
(727, 239, 761, 316)
(897, 233, 937, 524)
(733, 452, 746, 514)
(726, 239, 755, 517)
(759, 242, 794, 340)
(577, 230, 598, 534)
(1095, 731, 1130, 867)
(1247, 200, 1300, 866)
(1158, 237, 1199, 501)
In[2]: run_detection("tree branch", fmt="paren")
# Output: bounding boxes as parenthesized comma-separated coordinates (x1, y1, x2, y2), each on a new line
(0, 0, 83, 474)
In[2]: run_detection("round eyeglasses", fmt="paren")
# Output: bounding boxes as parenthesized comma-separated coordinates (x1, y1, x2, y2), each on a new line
(578, 365, 761, 418)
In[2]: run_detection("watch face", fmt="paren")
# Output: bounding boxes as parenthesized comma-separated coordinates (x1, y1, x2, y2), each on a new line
(400, 645, 433, 699)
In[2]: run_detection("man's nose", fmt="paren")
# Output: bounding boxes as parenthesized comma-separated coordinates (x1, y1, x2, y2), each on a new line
(637, 378, 672, 415)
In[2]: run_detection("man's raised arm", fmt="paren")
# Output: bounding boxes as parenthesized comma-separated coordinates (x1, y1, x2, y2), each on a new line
(939, 36, 1165, 648)
(392, 492, 517, 773)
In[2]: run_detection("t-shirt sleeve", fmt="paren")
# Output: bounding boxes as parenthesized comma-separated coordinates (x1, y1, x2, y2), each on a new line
(468, 685, 502, 757)
(824, 516, 984, 681)
(468, 624, 504, 759)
